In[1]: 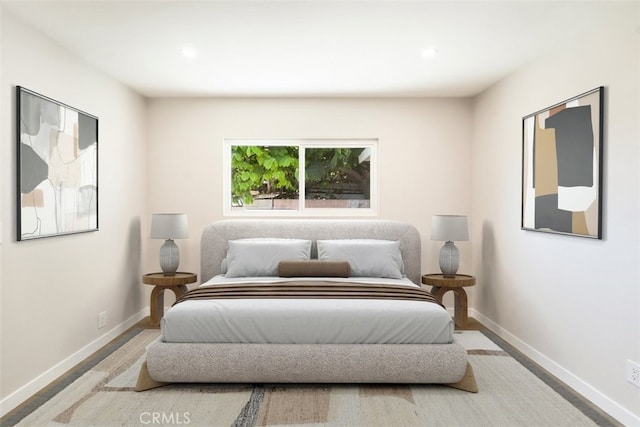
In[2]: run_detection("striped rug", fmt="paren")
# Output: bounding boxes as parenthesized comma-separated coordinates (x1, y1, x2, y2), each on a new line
(2, 329, 620, 427)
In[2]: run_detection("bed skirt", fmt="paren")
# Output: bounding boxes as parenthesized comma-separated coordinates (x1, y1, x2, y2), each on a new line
(136, 341, 477, 392)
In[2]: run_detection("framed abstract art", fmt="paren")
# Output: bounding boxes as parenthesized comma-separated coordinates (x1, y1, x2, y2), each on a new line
(17, 86, 98, 240)
(521, 86, 604, 239)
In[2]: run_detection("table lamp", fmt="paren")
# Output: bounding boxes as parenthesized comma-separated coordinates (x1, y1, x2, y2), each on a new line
(431, 215, 469, 278)
(150, 213, 189, 276)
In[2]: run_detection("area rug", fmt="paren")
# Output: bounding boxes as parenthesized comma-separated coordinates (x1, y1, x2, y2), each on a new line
(2, 329, 620, 427)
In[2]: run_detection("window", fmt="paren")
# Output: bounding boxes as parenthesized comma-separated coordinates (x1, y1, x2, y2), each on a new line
(223, 139, 377, 215)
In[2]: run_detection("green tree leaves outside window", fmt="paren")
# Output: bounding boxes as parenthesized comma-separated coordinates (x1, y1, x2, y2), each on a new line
(231, 145, 369, 207)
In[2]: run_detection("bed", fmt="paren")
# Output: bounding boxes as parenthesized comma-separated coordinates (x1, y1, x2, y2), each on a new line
(136, 219, 477, 392)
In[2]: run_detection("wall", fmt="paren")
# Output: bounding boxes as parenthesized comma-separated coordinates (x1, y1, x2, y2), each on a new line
(146, 97, 473, 292)
(470, 2, 640, 424)
(0, 10, 148, 412)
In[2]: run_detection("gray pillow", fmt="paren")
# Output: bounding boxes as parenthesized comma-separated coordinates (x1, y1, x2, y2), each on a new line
(317, 239, 404, 279)
(224, 238, 312, 277)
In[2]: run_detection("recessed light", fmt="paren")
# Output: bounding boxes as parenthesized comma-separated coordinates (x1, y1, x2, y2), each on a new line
(181, 46, 198, 59)
(421, 47, 439, 59)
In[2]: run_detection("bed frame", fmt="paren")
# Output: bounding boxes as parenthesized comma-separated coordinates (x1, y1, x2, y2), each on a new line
(136, 219, 477, 392)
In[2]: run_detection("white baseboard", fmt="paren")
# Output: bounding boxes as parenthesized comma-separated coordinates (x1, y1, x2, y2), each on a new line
(0, 308, 148, 418)
(470, 308, 640, 427)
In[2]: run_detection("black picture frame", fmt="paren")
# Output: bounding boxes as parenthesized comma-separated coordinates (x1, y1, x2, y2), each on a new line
(521, 86, 604, 239)
(17, 86, 99, 241)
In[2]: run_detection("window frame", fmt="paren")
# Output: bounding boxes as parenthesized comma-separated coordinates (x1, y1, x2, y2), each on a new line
(223, 138, 378, 216)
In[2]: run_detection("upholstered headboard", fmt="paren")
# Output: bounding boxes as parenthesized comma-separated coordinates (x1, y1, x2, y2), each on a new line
(201, 219, 422, 284)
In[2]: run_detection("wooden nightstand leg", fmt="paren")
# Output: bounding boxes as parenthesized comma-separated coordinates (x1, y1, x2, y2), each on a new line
(168, 285, 188, 300)
(430, 286, 468, 329)
(430, 286, 446, 302)
(149, 286, 165, 327)
(453, 288, 468, 329)
(149, 285, 189, 327)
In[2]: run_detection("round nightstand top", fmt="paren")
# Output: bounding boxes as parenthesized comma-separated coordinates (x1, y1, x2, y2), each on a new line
(421, 273, 475, 288)
(143, 272, 197, 286)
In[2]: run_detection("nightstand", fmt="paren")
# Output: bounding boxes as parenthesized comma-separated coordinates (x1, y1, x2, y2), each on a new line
(143, 272, 197, 326)
(421, 273, 476, 329)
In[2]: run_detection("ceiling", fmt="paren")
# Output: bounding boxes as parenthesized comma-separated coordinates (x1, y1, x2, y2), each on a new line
(2, 1, 616, 98)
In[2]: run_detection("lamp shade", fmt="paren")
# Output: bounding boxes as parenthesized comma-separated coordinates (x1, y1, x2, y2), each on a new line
(150, 213, 189, 240)
(431, 215, 469, 242)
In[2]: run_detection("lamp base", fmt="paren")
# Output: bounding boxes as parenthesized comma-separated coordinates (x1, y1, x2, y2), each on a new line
(439, 241, 459, 278)
(159, 239, 180, 276)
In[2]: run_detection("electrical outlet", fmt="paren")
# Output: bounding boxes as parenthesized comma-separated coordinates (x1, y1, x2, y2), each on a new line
(98, 311, 107, 329)
(626, 360, 640, 388)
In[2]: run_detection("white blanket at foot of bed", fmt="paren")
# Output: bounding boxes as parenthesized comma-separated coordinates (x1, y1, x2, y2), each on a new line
(161, 276, 453, 344)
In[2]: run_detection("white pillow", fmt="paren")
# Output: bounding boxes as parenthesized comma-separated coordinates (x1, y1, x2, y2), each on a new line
(223, 238, 312, 277)
(317, 239, 404, 279)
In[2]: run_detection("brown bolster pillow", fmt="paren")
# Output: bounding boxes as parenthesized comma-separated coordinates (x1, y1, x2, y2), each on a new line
(278, 260, 351, 278)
